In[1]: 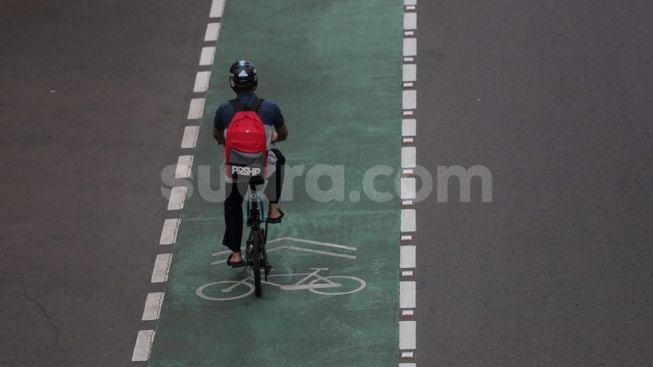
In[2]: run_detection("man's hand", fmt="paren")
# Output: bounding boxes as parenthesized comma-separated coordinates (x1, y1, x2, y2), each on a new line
(213, 128, 225, 145)
(275, 124, 288, 142)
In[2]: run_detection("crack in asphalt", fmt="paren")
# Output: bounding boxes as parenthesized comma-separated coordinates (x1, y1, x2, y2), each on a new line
(17, 274, 62, 348)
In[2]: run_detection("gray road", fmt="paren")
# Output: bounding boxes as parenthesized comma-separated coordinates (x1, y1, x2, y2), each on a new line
(3, 1, 653, 366)
(417, 1, 653, 366)
(0, 1, 209, 366)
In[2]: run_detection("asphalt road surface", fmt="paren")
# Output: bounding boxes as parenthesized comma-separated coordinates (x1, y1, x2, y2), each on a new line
(0, 0, 210, 366)
(2, 1, 653, 366)
(417, 1, 653, 366)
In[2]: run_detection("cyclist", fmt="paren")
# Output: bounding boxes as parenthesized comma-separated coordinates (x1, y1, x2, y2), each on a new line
(213, 60, 288, 267)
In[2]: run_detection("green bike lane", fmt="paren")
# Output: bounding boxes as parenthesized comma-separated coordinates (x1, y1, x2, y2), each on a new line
(149, 1, 402, 366)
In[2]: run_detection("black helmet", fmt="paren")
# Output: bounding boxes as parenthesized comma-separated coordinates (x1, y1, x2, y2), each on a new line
(229, 60, 258, 91)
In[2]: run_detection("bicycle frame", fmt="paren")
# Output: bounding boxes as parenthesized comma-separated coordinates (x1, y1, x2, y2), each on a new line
(244, 175, 271, 294)
(246, 176, 267, 240)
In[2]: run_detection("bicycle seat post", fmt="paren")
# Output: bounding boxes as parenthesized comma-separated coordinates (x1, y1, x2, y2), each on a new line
(249, 175, 265, 191)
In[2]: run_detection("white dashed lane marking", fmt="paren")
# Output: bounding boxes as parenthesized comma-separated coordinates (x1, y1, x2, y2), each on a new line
(404, 13, 417, 30)
(401, 177, 416, 200)
(400, 281, 416, 309)
(403, 64, 417, 82)
(131, 330, 155, 362)
(402, 119, 416, 137)
(402, 90, 416, 110)
(159, 218, 181, 245)
(187, 98, 205, 119)
(209, 0, 226, 18)
(133, 0, 223, 364)
(399, 0, 418, 362)
(199, 46, 216, 66)
(142, 292, 165, 321)
(193, 71, 211, 93)
(400, 246, 417, 269)
(401, 146, 416, 168)
(181, 126, 200, 149)
(174, 155, 194, 179)
(151, 253, 173, 283)
(204, 23, 221, 42)
(403, 38, 416, 57)
(401, 209, 416, 232)
(399, 321, 417, 350)
(167, 186, 188, 211)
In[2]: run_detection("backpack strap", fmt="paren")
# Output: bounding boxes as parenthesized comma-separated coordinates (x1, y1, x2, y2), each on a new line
(229, 98, 265, 112)
(251, 98, 264, 112)
(229, 98, 245, 112)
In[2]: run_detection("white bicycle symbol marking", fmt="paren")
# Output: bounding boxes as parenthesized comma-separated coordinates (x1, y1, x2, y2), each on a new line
(196, 268, 367, 301)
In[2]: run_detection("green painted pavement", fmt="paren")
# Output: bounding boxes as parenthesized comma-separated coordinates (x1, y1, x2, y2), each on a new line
(149, 1, 402, 366)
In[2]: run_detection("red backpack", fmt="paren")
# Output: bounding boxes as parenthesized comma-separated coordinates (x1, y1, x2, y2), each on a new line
(224, 98, 268, 178)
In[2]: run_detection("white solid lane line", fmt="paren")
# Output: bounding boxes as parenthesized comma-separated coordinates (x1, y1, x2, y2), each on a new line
(159, 218, 180, 245)
(399, 321, 417, 350)
(187, 98, 205, 119)
(151, 253, 173, 283)
(400, 281, 416, 308)
(199, 46, 216, 66)
(142, 292, 165, 321)
(174, 155, 194, 179)
(131, 330, 155, 362)
(204, 23, 221, 42)
(167, 186, 188, 211)
(193, 71, 211, 93)
(209, 0, 226, 18)
(181, 126, 200, 149)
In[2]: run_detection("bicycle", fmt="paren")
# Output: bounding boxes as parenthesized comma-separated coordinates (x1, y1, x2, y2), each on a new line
(244, 175, 271, 298)
(196, 267, 367, 301)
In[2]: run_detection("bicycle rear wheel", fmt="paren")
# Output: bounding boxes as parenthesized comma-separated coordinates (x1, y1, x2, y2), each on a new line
(252, 232, 262, 297)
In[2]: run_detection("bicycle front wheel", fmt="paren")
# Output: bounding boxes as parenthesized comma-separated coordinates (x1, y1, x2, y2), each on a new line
(308, 276, 367, 296)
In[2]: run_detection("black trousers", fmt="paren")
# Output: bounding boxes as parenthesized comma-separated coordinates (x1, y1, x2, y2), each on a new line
(222, 149, 285, 252)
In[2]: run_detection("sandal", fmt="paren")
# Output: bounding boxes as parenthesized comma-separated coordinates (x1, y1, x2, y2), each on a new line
(226, 253, 245, 268)
(267, 209, 284, 224)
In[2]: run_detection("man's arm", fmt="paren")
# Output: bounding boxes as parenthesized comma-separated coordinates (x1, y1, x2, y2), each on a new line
(213, 128, 225, 145)
(273, 123, 288, 142)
